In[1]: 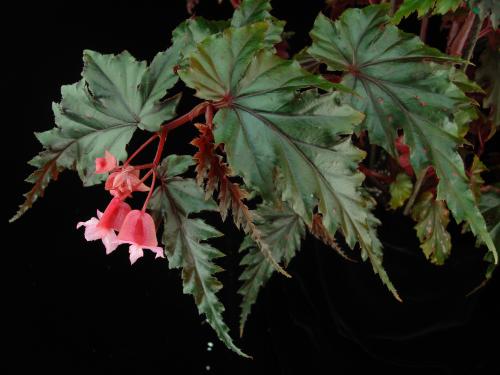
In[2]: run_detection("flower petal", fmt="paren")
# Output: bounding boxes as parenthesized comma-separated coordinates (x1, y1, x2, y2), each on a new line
(95, 150, 117, 174)
(145, 246, 165, 259)
(129, 245, 144, 264)
(102, 231, 119, 254)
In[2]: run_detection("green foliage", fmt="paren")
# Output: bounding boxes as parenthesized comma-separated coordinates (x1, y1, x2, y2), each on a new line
(173, 0, 283, 68)
(393, 0, 463, 24)
(389, 173, 413, 210)
(11, 48, 180, 221)
(149, 155, 248, 357)
(13, 0, 500, 358)
(231, 0, 284, 45)
(411, 192, 452, 265)
(238, 203, 305, 334)
(179, 21, 400, 299)
(172, 17, 229, 65)
(308, 4, 497, 264)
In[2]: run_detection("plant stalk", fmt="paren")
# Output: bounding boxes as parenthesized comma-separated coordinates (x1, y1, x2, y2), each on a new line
(461, 14, 482, 71)
(403, 168, 427, 216)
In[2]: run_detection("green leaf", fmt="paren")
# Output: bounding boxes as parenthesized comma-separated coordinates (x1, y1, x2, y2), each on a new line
(393, 0, 462, 24)
(308, 4, 497, 264)
(172, 17, 229, 64)
(180, 23, 400, 300)
(238, 203, 305, 334)
(11, 49, 180, 222)
(411, 192, 452, 265)
(172, 0, 284, 69)
(389, 173, 413, 209)
(231, 0, 285, 45)
(82, 49, 180, 132)
(476, 47, 500, 127)
(149, 155, 249, 358)
(478, 188, 500, 279)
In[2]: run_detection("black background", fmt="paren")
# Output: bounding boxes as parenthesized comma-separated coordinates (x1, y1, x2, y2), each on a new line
(5, 1, 499, 374)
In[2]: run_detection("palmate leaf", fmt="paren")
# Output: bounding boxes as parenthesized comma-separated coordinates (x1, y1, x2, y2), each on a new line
(393, 0, 463, 24)
(308, 4, 497, 263)
(179, 22, 401, 299)
(11, 48, 181, 222)
(411, 192, 452, 265)
(238, 203, 305, 334)
(149, 155, 248, 357)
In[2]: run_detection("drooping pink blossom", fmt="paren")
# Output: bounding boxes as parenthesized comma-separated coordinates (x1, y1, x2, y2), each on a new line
(105, 166, 150, 199)
(77, 198, 131, 254)
(116, 210, 164, 264)
(95, 150, 117, 174)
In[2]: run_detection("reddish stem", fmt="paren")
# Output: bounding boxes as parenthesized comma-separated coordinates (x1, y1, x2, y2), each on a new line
(141, 126, 169, 211)
(205, 104, 214, 129)
(120, 102, 212, 208)
(420, 15, 429, 43)
(162, 102, 210, 132)
(134, 163, 154, 170)
(448, 11, 476, 56)
(124, 133, 159, 166)
(153, 127, 168, 166)
(142, 170, 157, 212)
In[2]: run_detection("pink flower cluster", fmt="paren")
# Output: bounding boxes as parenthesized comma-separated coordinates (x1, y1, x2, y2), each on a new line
(77, 151, 164, 264)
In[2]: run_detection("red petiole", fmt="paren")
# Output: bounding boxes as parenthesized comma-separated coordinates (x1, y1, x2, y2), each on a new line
(124, 101, 216, 209)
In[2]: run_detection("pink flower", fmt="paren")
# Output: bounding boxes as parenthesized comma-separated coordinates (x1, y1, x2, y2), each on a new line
(116, 210, 164, 264)
(95, 150, 117, 174)
(105, 166, 150, 199)
(77, 198, 131, 254)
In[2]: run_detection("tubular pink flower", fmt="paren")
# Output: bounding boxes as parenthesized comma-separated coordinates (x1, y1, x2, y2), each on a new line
(116, 210, 164, 264)
(105, 166, 150, 199)
(95, 150, 117, 174)
(77, 198, 131, 254)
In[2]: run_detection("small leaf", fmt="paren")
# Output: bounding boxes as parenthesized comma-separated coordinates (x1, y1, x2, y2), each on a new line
(11, 48, 181, 221)
(389, 173, 413, 210)
(308, 4, 497, 264)
(149, 155, 249, 358)
(238, 203, 305, 334)
(411, 192, 452, 265)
